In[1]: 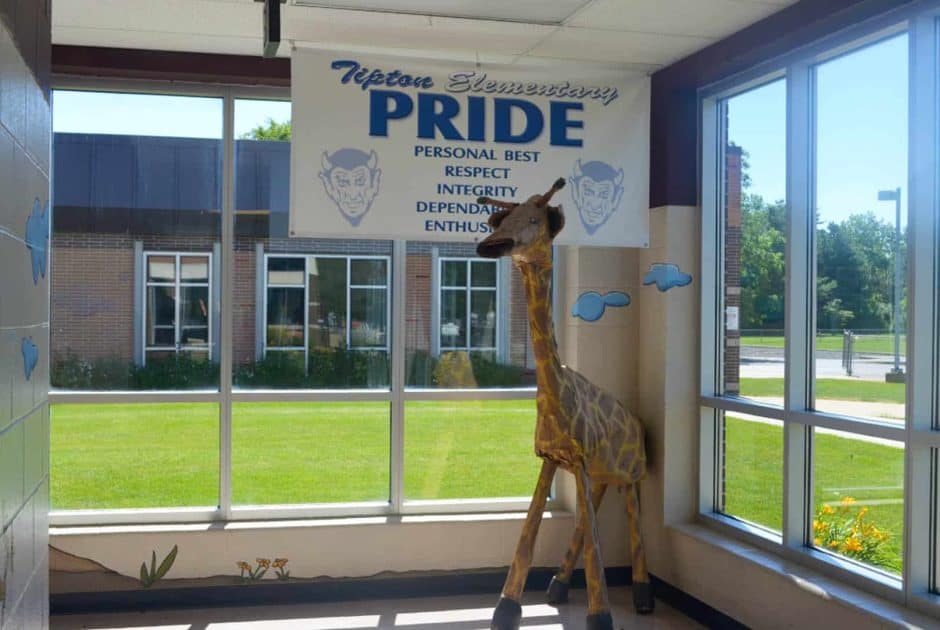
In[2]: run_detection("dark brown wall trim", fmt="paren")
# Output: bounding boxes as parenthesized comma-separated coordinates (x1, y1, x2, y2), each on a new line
(649, 0, 913, 209)
(52, 45, 290, 87)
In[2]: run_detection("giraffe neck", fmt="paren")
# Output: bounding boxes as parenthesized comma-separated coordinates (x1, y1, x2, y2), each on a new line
(517, 260, 563, 399)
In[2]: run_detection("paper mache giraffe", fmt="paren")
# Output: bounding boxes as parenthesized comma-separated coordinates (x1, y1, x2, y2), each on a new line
(475, 178, 652, 630)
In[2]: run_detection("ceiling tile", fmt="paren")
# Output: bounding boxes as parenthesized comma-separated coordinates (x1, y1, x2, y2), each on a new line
(284, 7, 553, 57)
(291, 0, 588, 25)
(529, 27, 715, 67)
(570, 0, 794, 38)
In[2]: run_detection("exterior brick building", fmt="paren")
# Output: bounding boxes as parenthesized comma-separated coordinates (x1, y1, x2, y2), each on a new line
(50, 132, 534, 384)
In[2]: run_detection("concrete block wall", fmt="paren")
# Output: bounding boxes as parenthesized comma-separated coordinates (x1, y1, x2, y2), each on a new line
(0, 1, 52, 628)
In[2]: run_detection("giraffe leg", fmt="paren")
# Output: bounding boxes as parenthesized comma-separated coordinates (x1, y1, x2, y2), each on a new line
(624, 483, 654, 614)
(546, 482, 607, 605)
(577, 466, 612, 630)
(491, 458, 557, 630)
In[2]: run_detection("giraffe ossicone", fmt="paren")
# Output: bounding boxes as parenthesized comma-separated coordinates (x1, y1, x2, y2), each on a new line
(476, 178, 653, 630)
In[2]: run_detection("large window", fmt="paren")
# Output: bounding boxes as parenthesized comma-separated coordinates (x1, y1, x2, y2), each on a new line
(144, 252, 212, 361)
(702, 14, 940, 612)
(50, 91, 544, 521)
(439, 258, 498, 353)
(264, 254, 390, 355)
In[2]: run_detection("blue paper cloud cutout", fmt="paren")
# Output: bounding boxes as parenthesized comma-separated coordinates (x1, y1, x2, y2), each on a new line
(572, 290, 631, 322)
(643, 263, 692, 292)
(21, 337, 38, 380)
(25, 197, 49, 284)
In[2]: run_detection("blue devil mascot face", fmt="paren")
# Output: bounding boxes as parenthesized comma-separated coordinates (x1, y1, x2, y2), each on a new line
(319, 148, 382, 226)
(569, 159, 624, 235)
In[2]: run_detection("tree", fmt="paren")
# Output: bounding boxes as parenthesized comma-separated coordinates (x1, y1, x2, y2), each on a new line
(241, 118, 291, 141)
(740, 193, 785, 329)
(816, 212, 899, 331)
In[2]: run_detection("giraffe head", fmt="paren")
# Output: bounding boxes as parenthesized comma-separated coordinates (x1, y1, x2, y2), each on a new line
(475, 178, 566, 264)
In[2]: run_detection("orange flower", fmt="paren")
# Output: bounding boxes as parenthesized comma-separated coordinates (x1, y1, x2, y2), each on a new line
(273, 558, 288, 569)
(236, 561, 252, 571)
(256, 558, 271, 569)
(822, 504, 835, 515)
(843, 537, 863, 553)
(840, 496, 856, 506)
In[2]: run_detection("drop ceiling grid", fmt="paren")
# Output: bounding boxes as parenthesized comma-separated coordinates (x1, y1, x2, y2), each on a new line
(52, 0, 799, 69)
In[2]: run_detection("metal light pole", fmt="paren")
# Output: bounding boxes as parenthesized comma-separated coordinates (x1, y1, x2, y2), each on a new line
(878, 187, 903, 378)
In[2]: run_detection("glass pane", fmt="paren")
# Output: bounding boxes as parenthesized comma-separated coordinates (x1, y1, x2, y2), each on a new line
(813, 428, 903, 574)
(470, 290, 497, 349)
(720, 412, 782, 533)
(180, 286, 209, 346)
(723, 80, 786, 402)
(406, 241, 535, 389)
(181, 255, 209, 283)
(52, 90, 221, 391)
(147, 286, 176, 347)
(405, 400, 539, 499)
(471, 260, 497, 287)
(51, 403, 219, 509)
(813, 35, 908, 424)
(233, 402, 389, 504)
(266, 287, 304, 348)
(147, 256, 176, 282)
(267, 257, 305, 285)
(350, 288, 387, 348)
(440, 289, 466, 349)
(350, 258, 387, 286)
(309, 257, 348, 350)
(442, 260, 467, 287)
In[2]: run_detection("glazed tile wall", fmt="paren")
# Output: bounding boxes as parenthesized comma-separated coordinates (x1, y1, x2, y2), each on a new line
(0, 1, 52, 628)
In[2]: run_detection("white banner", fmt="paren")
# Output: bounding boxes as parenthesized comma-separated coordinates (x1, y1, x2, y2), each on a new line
(290, 49, 650, 247)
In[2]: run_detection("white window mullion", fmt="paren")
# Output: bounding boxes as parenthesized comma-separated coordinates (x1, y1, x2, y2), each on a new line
(904, 13, 939, 606)
(699, 95, 722, 515)
(304, 255, 310, 371)
(465, 260, 472, 350)
(390, 240, 407, 512)
(174, 253, 182, 353)
(783, 59, 814, 552)
(218, 88, 235, 519)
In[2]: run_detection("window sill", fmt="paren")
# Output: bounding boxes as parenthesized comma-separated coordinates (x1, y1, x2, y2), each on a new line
(668, 520, 940, 626)
(49, 509, 577, 590)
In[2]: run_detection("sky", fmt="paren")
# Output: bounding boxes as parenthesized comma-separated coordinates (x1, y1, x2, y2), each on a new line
(727, 33, 909, 227)
(52, 92, 291, 140)
(53, 34, 910, 228)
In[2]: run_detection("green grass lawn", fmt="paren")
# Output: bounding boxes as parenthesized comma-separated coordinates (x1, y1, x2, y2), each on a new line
(740, 378, 905, 404)
(724, 416, 903, 574)
(742, 333, 905, 356)
(51, 400, 540, 509)
(52, 401, 904, 574)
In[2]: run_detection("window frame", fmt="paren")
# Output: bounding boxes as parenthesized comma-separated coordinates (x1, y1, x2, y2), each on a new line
(143, 251, 213, 362)
(263, 253, 392, 359)
(48, 79, 549, 527)
(438, 257, 499, 354)
(698, 5, 940, 615)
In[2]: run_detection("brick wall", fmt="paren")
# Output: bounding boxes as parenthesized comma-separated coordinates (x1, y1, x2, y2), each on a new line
(49, 231, 535, 372)
(406, 254, 431, 354)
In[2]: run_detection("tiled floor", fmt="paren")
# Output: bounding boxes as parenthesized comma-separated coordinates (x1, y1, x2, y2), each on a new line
(52, 586, 702, 629)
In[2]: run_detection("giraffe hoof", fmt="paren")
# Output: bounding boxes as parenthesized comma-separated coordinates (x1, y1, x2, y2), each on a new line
(632, 581, 655, 614)
(585, 611, 614, 630)
(546, 576, 569, 604)
(491, 596, 522, 630)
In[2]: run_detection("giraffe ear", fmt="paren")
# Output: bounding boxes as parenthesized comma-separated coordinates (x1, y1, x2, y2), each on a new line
(488, 207, 515, 229)
(547, 205, 565, 238)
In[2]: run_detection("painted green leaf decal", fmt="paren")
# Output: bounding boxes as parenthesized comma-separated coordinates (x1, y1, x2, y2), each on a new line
(155, 545, 178, 579)
(140, 562, 151, 587)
